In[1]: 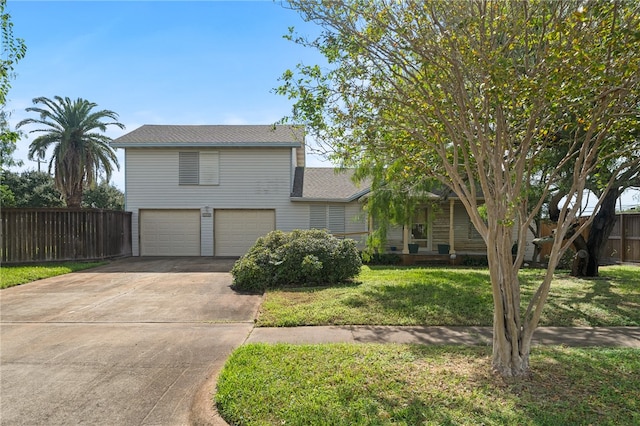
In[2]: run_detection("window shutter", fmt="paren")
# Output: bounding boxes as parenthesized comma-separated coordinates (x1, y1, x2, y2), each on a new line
(310, 205, 327, 229)
(199, 152, 219, 185)
(328, 205, 345, 236)
(179, 152, 199, 185)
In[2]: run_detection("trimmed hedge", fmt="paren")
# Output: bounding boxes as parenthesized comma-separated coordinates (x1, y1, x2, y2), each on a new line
(231, 229, 362, 292)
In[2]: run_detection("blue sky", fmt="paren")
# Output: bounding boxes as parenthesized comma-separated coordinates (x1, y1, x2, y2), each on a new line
(5, 0, 329, 190)
(5, 1, 639, 208)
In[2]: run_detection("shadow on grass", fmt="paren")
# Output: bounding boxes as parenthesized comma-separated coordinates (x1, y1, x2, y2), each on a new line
(522, 268, 640, 326)
(402, 345, 640, 425)
(492, 346, 639, 424)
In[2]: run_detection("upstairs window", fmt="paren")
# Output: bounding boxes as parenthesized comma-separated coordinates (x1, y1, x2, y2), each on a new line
(179, 152, 199, 185)
(179, 151, 219, 185)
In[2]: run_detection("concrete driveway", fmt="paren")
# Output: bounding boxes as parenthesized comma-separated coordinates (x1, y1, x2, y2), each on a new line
(0, 257, 262, 425)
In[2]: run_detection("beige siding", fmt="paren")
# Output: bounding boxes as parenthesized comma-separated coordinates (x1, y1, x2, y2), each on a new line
(387, 225, 404, 250)
(296, 201, 369, 247)
(345, 202, 368, 247)
(124, 148, 308, 256)
(431, 203, 451, 246)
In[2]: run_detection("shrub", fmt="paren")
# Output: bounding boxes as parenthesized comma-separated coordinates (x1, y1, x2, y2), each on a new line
(556, 248, 576, 270)
(363, 252, 402, 265)
(461, 255, 489, 267)
(231, 229, 362, 292)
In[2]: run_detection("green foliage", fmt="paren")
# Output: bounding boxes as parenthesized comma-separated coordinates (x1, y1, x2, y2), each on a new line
(362, 252, 401, 266)
(0, 182, 15, 206)
(231, 229, 362, 292)
(0, 0, 26, 105)
(1, 0, 27, 171)
(0, 111, 23, 170)
(16, 96, 124, 208)
(1, 261, 106, 289)
(0, 170, 64, 207)
(82, 181, 124, 210)
(461, 255, 489, 267)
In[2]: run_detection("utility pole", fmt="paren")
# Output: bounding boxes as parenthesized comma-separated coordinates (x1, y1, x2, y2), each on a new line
(31, 157, 45, 172)
(30, 149, 46, 172)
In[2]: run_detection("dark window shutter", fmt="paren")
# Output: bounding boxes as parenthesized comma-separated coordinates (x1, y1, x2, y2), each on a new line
(179, 152, 199, 185)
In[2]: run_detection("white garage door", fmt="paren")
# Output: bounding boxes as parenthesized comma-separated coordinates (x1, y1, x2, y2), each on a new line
(140, 210, 201, 256)
(215, 209, 275, 256)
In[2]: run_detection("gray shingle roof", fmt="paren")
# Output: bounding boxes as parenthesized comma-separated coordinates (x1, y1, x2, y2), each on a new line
(111, 124, 303, 147)
(292, 167, 371, 202)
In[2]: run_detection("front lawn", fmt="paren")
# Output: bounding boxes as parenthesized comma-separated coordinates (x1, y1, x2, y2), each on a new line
(216, 343, 640, 426)
(257, 265, 640, 327)
(0, 262, 107, 289)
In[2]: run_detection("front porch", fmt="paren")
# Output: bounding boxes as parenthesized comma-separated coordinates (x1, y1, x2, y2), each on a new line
(380, 199, 488, 264)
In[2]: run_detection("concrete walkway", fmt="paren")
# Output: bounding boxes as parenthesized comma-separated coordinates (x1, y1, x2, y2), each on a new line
(246, 325, 640, 347)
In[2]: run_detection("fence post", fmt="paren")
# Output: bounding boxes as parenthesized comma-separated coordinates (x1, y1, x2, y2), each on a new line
(620, 213, 626, 263)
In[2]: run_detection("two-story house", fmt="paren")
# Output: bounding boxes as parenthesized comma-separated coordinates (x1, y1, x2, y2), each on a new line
(112, 124, 535, 261)
(111, 125, 369, 257)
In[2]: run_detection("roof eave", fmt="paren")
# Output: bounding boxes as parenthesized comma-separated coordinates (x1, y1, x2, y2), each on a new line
(290, 197, 359, 203)
(110, 142, 301, 148)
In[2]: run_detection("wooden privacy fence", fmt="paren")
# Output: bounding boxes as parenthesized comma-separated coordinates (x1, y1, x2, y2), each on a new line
(1, 208, 132, 264)
(538, 213, 640, 264)
(603, 213, 640, 264)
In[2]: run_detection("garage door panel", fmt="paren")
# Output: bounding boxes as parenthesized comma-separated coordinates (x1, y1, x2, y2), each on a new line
(140, 210, 201, 256)
(215, 210, 275, 256)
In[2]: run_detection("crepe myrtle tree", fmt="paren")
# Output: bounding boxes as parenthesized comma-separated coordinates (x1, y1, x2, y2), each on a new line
(17, 96, 124, 208)
(277, 0, 640, 377)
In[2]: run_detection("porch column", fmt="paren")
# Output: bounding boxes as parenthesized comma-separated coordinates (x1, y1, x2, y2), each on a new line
(449, 199, 455, 254)
(402, 225, 410, 254)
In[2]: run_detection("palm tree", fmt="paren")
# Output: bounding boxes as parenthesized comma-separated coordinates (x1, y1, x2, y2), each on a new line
(17, 96, 124, 208)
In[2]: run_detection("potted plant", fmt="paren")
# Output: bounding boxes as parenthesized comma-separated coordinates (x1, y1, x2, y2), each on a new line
(437, 244, 450, 254)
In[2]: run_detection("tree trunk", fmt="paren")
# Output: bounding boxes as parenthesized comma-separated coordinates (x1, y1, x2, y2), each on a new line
(65, 184, 84, 208)
(583, 188, 620, 276)
(487, 224, 530, 377)
(567, 188, 620, 277)
(571, 233, 589, 277)
(529, 218, 542, 264)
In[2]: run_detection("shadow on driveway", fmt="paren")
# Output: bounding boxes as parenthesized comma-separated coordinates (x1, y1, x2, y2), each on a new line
(87, 256, 240, 273)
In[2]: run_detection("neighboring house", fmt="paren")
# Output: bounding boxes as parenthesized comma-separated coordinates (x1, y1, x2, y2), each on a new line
(110, 125, 368, 257)
(111, 124, 534, 260)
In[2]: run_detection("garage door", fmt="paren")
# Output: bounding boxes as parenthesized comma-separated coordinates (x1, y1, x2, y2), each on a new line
(215, 209, 275, 256)
(140, 210, 200, 256)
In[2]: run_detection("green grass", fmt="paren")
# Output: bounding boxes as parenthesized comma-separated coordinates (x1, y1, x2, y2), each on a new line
(257, 265, 640, 327)
(216, 343, 640, 426)
(0, 262, 107, 289)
